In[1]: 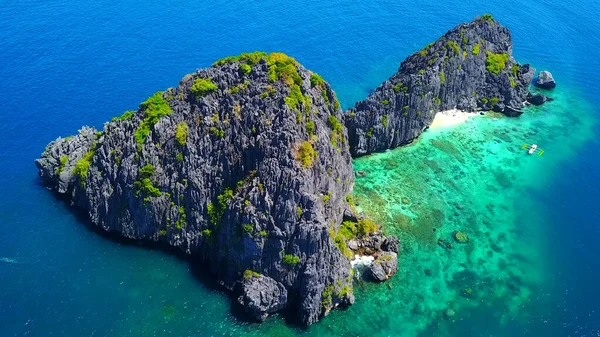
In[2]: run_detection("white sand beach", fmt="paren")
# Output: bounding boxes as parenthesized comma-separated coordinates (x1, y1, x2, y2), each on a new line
(430, 109, 477, 129)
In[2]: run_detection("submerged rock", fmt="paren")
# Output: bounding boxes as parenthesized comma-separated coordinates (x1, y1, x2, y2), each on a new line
(345, 15, 536, 156)
(528, 93, 548, 106)
(437, 238, 453, 250)
(453, 231, 470, 243)
(535, 70, 556, 89)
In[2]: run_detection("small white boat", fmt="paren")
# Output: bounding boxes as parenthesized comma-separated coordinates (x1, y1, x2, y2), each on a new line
(528, 144, 538, 154)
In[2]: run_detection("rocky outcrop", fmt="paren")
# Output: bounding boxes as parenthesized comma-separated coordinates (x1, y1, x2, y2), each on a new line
(368, 252, 399, 282)
(35, 52, 393, 325)
(237, 273, 288, 322)
(535, 70, 556, 89)
(345, 15, 536, 156)
(381, 236, 400, 254)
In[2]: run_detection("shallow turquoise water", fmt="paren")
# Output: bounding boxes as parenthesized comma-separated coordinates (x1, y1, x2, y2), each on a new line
(1, 0, 600, 336)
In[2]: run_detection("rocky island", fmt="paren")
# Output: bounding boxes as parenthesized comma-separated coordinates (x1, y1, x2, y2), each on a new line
(36, 15, 540, 325)
(345, 14, 536, 156)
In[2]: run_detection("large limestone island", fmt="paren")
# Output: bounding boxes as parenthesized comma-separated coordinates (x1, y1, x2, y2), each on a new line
(36, 16, 537, 325)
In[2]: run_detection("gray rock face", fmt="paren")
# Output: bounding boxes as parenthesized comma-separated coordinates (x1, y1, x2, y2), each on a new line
(238, 274, 288, 322)
(35, 52, 356, 325)
(381, 236, 400, 254)
(535, 71, 556, 89)
(368, 252, 399, 282)
(345, 16, 536, 156)
(35, 127, 98, 193)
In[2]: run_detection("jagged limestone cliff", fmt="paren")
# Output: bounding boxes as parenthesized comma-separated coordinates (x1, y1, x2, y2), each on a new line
(36, 52, 384, 325)
(345, 15, 536, 156)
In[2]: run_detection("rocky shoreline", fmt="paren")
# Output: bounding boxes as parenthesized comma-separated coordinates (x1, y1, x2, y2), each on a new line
(35, 15, 548, 325)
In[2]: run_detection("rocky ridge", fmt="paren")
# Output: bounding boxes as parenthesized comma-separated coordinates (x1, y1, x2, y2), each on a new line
(345, 15, 536, 156)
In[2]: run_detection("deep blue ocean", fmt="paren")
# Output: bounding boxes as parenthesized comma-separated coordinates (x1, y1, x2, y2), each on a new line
(1, 1, 599, 336)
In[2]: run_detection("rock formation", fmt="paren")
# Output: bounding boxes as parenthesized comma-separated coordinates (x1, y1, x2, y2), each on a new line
(368, 252, 399, 282)
(35, 15, 540, 325)
(535, 70, 556, 89)
(345, 15, 536, 156)
(36, 52, 378, 325)
(237, 272, 288, 321)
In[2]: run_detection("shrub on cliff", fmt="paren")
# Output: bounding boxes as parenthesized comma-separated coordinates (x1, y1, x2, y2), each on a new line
(135, 92, 172, 147)
(357, 218, 377, 237)
(485, 51, 509, 75)
(191, 78, 217, 96)
(175, 121, 188, 146)
(73, 148, 95, 182)
(296, 141, 316, 168)
(283, 254, 300, 265)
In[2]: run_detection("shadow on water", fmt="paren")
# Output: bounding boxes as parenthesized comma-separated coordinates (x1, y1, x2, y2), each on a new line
(32, 176, 312, 329)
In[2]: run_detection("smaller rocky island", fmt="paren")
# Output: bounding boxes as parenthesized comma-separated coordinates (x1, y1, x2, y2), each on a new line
(344, 14, 537, 157)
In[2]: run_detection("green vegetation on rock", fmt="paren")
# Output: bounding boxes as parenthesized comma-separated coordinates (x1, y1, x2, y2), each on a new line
(328, 115, 344, 148)
(480, 13, 493, 21)
(485, 51, 509, 75)
(357, 218, 377, 236)
(207, 188, 233, 226)
(334, 234, 353, 258)
(111, 110, 134, 122)
(382, 114, 388, 127)
(310, 73, 325, 88)
(306, 120, 315, 135)
(210, 127, 225, 138)
(285, 84, 309, 111)
(175, 121, 188, 146)
(135, 92, 172, 148)
(191, 78, 217, 96)
(56, 155, 68, 175)
(175, 206, 186, 229)
(296, 141, 316, 168)
(283, 254, 300, 265)
(243, 269, 261, 279)
(242, 224, 254, 234)
(322, 284, 334, 309)
(266, 52, 302, 86)
(213, 51, 267, 66)
(511, 64, 519, 77)
(392, 82, 403, 93)
(381, 99, 389, 105)
(73, 148, 95, 182)
(446, 40, 460, 55)
(133, 164, 161, 198)
(239, 63, 252, 75)
(472, 43, 480, 55)
(440, 72, 446, 84)
(339, 221, 357, 240)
